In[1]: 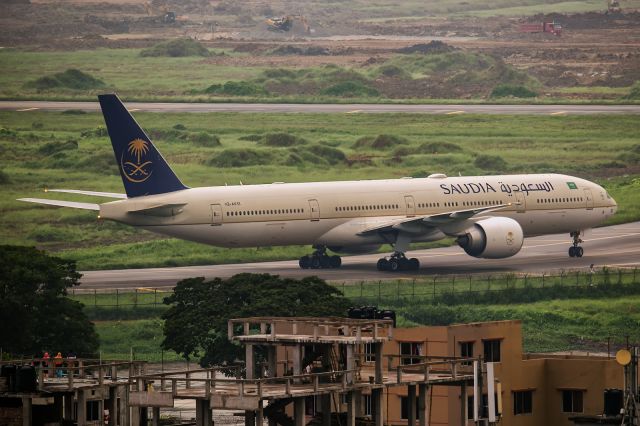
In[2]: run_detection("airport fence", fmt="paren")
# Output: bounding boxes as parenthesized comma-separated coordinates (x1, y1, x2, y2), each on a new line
(70, 267, 640, 308)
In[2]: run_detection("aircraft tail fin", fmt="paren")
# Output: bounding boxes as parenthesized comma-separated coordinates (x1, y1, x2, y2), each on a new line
(98, 94, 188, 198)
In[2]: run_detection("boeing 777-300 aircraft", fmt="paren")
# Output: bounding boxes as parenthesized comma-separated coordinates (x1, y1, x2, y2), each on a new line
(19, 94, 618, 272)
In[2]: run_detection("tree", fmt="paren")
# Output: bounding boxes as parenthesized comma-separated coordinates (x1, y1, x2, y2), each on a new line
(161, 273, 352, 366)
(0, 245, 99, 356)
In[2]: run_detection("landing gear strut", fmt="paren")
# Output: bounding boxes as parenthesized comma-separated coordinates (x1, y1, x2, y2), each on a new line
(568, 231, 584, 258)
(376, 252, 420, 272)
(299, 246, 342, 269)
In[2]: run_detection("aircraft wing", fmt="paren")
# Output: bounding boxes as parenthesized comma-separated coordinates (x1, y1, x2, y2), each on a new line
(18, 198, 100, 211)
(45, 189, 127, 199)
(357, 203, 513, 236)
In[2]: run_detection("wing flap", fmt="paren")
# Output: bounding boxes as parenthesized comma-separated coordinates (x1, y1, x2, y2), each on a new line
(18, 198, 100, 211)
(357, 203, 513, 236)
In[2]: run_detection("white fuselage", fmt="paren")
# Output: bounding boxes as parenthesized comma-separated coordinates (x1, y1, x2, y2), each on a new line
(99, 173, 617, 250)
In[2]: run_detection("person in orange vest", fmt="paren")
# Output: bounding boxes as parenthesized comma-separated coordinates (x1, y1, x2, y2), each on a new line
(42, 352, 50, 379)
(54, 352, 63, 378)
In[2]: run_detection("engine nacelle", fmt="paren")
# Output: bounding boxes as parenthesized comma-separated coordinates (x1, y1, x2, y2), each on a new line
(456, 217, 524, 259)
(328, 245, 381, 255)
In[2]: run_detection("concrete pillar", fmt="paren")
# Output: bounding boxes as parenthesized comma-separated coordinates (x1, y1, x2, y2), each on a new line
(21, 397, 32, 426)
(119, 386, 130, 426)
(346, 345, 355, 384)
(460, 384, 467, 426)
(374, 343, 383, 384)
(293, 397, 305, 426)
(246, 344, 255, 380)
(372, 388, 383, 426)
(346, 392, 356, 426)
(77, 389, 86, 426)
(256, 403, 264, 426)
(292, 345, 302, 376)
(63, 393, 73, 421)
(197, 399, 212, 426)
(418, 384, 428, 426)
(321, 394, 331, 426)
(407, 385, 416, 426)
(152, 407, 160, 426)
(107, 387, 117, 426)
(353, 390, 363, 417)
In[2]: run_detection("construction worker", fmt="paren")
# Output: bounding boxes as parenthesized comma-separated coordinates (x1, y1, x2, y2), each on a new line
(54, 352, 63, 378)
(42, 352, 50, 379)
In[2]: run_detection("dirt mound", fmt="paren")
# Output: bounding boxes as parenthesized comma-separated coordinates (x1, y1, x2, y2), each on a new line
(25, 69, 106, 91)
(397, 41, 456, 54)
(271, 45, 330, 56)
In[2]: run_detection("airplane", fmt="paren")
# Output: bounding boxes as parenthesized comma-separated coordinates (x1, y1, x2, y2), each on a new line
(19, 94, 618, 272)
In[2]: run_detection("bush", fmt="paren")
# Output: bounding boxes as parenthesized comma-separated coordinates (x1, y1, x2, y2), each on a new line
(207, 149, 273, 167)
(239, 134, 264, 142)
(261, 133, 307, 147)
(377, 64, 411, 79)
(307, 144, 346, 165)
(80, 126, 108, 138)
(321, 81, 379, 97)
(26, 69, 106, 91)
(418, 142, 462, 154)
(173, 123, 187, 130)
(0, 169, 10, 184)
(205, 81, 268, 96)
(189, 132, 221, 147)
(626, 81, 640, 100)
(474, 154, 507, 171)
(354, 134, 408, 150)
(140, 38, 210, 57)
(490, 84, 537, 98)
(38, 139, 79, 156)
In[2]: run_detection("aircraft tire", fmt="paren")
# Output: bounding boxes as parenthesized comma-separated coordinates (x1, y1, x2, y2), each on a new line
(568, 247, 576, 257)
(299, 256, 311, 269)
(377, 258, 388, 271)
(311, 256, 322, 269)
(409, 258, 420, 270)
(330, 255, 342, 268)
(389, 259, 400, 272)
(576, 247, 584, 257)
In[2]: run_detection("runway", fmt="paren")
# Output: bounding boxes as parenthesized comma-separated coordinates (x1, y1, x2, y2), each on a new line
(79, 221, 640, 290)
(2, 101, 640, 115)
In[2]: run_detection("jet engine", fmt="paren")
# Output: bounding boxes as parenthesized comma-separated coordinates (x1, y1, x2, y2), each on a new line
(456, 217, 523, 259)
(328, 245, 381, 255)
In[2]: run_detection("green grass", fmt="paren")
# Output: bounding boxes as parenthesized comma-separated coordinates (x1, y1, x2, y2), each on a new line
(94, 319, 182, 361)
(1, 110, 639, 269)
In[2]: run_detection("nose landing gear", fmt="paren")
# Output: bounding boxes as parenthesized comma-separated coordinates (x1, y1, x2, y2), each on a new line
(299, 246, 342, 269)
(568, 231, 584, 258)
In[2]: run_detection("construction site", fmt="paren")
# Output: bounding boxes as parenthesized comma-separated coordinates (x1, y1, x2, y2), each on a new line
(1, 318, 638, 426)
(0, 0, 639, 100)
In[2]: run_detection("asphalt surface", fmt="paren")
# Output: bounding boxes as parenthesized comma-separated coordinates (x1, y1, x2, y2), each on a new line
(78, 222, 640, 290)
(2, 101, 640, 115)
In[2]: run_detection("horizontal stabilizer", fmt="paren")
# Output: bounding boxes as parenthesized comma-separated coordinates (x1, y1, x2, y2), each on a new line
(46, 189, 126, 199)
(128, 203, 187, 217)
(18, 198, 100, 211)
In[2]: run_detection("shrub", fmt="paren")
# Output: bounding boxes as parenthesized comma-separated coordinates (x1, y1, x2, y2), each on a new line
(354, 134, 408, 150)
(307, 144, 346, 165)
(38, 139, 79, 156)
(239, 134, 264, 142)
(207, 149, 273, 167)
(474, 154, 507, 171)
(173, 123, 187, 130)
(26, 69, 106, 91)
(0, 169, 10, 184)
(140, 38, 210, 57)
(205, 81, 268, 96)
(262, 133, 307, 147)
(377, 64, 411, 79)
(321, 81, 379, 97)
(490, 84, 537, 98)
(418, 142, 462, 154)
(189, 132, 221, 147)
(80, 126, 108, 138)
(626, 81, 640, 100)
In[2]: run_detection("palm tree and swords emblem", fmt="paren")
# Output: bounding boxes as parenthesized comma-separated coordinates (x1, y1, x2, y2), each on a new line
(121, 138, 153, 183)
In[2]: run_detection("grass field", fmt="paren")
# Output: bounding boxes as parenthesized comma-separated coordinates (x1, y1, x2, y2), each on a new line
(1, 110, 639, 269)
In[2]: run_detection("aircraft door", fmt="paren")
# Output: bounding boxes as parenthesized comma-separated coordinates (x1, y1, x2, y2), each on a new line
(308, 199, 320, 221)
(404, 195, 416, 216)
(210, 204, 223, 226)
(584, 189, 594, 209)
(515, 191, 526, 213)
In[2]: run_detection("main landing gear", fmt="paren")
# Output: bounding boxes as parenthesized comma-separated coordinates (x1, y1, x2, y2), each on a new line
(376, 252, 420, 272)
(568, 231, 584, 258)
(299, 246, 342, 269)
